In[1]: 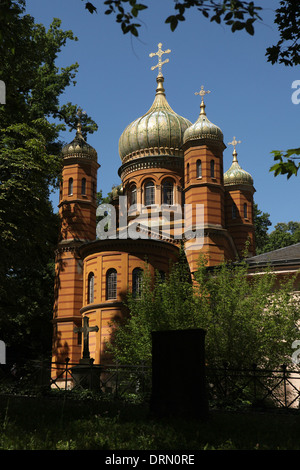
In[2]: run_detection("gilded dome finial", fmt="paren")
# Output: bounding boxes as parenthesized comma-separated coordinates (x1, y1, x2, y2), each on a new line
(195, 85, 211, 116)
(228, 136, 242, 162)
(149, 42, 171, 77)
(76, 107, 86, 137)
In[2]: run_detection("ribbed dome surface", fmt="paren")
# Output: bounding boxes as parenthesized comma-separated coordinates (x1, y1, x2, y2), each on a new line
(62, 124, 97, 161)
(118, 76, 191, 163)
(183, 101, 223, 145)
(224, 151, 253, 186)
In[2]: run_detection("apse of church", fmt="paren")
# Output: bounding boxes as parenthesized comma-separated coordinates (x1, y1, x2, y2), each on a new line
(52, 43, 255, 371)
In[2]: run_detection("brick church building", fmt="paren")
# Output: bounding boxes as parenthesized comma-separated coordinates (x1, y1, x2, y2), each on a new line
(51, 44, 256, 367)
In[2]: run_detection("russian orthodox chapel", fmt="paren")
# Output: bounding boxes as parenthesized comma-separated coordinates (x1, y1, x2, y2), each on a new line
(52, 44, 255, 368)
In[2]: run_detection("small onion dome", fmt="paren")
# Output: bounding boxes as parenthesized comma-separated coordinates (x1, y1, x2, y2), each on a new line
(118, 75, 191, 163)
(110, 184, 124, 201)
(224, 149, 253, 186)
(62, 122, 97, 161)
(183, 100, 223, 145)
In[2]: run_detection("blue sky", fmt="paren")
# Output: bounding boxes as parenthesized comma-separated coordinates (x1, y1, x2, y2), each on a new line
(25, 0, 299, 230)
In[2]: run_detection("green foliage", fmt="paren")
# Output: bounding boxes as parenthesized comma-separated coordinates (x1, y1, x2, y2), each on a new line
(2, 394, 300, 449)
(266, 1, 300, 67)
(0, 1, 97, 360)
(270, 148, 300, 179)
(253, 203, 272, 254)
(109, 254, 300, 370)
(261, 221, 300, 253)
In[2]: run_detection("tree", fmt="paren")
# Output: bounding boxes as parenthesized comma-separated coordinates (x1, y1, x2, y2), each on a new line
(0, 1, 97, 361)
(261, 221, 300, 253)
(253, 203, 272, 254)
(82, 1, 300, 67)
(109, 254, 300, 370)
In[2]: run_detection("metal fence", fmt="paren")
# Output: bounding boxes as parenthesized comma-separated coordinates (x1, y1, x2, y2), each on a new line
(1, 359, 300, 409)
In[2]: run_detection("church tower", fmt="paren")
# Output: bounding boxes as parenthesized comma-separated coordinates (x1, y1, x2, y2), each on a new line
(182, 87, 236, 272)
(52, 114, 99, 368)
(224, 138, 255, 257)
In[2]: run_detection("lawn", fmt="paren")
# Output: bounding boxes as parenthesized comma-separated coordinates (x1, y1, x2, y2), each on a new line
(1, 393, 300, 450)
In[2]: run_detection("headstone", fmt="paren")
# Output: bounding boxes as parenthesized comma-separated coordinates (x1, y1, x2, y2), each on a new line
(71, 317, 101, 391)
(150, 329, 208, 419)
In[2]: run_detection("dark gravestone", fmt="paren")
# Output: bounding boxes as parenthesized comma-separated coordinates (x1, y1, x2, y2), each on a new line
(150, 329, 208, 419)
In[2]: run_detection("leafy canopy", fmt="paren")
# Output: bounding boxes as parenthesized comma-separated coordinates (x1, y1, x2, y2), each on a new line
(109, 253, 300, 370)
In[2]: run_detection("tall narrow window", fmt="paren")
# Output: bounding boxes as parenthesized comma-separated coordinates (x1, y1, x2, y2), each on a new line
(81, 177, 86, 195)
(232, 203, 238, 219)
(144, 180, 155, 206)
(106, 269, 117, 300)
(162, 180, 174, 205)
(197, 160, 202, 178)
(210, 160, 215, 178)
(186, 163, 190, 183)
(92, 182, 96, 199)
(68, 177, 73, 196)
(130, 185, 137, 206)
(88, 272, 94, 304)
(244, 203, 248, 219)
(132, 268, 143, 297)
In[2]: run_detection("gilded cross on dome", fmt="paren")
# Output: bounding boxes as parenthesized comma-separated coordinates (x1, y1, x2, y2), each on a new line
(76, 107, 86, 134)
(149, 42, 171, 76)
(195, 85, 211, 104)
(228, 136, 242, 151)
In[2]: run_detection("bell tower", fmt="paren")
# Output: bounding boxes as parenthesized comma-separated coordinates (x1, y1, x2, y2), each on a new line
(224, 138, 255, 257)
(182, 87, 236, 272)
(52, 114, 99, 369)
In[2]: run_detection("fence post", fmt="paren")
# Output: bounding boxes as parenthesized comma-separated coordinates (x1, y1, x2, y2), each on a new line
(252, 363, 257, 401)
(65, 357, 70, 390)
(223, 362, 228, 398)
(282, 364, 287, 407)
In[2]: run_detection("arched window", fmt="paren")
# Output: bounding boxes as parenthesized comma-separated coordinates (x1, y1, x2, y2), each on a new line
(197, 160, 202, 178)
(210, 160, 215, 178)
(186, 163, 190, 183)
(81, 177, 86, 195)
(132, 268, 143, 297)
(88, 272, 94, 304)
(106, 269, 117, 300)
(68, 177, 73, 196)
(232, 203, 238, 220)
(244, 203, 248, 219)
(144, 180, 155, 206)
(162, 180, 174, 205)
(130, 185, 137, 206)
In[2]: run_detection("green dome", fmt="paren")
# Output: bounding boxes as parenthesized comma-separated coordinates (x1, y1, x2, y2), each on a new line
(183, 100, 223, 145)
(118, 75, 191, 163)
(62, 123, 97, 161)
(224, 150, 253, 186)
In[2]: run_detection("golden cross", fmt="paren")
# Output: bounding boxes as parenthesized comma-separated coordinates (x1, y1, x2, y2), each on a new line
(228, 136, 242, 151)
(149, 42, 171, 76)
(76, 107, 86, 121)
(195, 85, 211, 103)
(76, 107, 86, 134)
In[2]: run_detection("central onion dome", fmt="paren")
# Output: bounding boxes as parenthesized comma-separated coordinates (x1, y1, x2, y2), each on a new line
(118, 75, 192, 163)
(224, 148, 253, 186)
(183, 94, 223, 145)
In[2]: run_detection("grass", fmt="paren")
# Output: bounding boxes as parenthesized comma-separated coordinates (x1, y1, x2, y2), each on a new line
(1, 392, 300, 450)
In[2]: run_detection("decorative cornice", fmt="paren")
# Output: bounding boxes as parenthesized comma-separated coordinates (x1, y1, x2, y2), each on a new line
(80, 301, 124, 315)
(118, 155, 184, 179)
